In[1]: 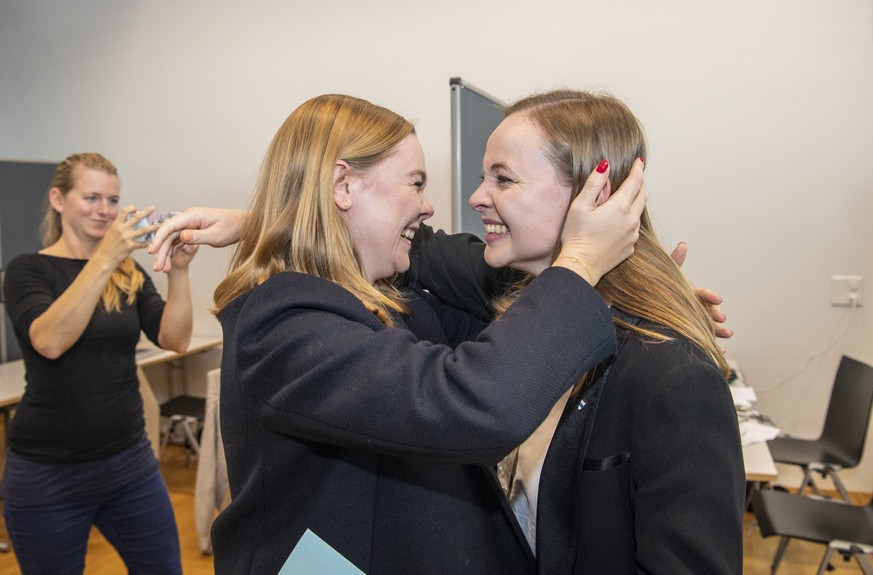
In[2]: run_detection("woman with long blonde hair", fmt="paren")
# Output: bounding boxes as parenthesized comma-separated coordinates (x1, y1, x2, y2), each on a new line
(415, 90, 744, 573)
(2, 152, 197, 574)
(162, 93, 646, 574)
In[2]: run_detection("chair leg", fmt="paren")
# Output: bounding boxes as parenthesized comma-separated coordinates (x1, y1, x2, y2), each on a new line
(180, 417, 201, 459)
(855, 553, 873, 575)
(857, 552, 873, 575)
(815, 546, 835, 575)
(826, 469, 852, 502)
(798, 467, 816, 496)
(160, 415, 181, 455)
(771, 536, 790, 575)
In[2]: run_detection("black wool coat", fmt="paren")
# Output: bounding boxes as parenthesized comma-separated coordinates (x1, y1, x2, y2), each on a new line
(212, 263, 616, 574)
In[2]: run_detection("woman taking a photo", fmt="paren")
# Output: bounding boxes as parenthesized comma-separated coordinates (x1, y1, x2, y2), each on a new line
(3, 152, 197, 574)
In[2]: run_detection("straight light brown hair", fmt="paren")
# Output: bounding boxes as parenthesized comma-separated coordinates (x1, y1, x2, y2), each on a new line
(213, 94, 415, 325)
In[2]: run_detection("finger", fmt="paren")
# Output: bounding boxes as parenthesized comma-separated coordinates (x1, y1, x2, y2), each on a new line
(123, 206, 156, 231)
(595, 181, 612, 206)
(152, 233, 179, 272)
(670, 242, 688, 267)
(141, 223, 161, 236)
(119, 204, 139, 222)
(148, 212, 189, 252)
(708, 306, 727, 323)
(715, 326, 734, 339)
(629, 181, 647, 219)
(178, 228, 216, 245)
(608, 158, 645, 207)
(697, 287, 724, 306)
(575, 160, 611, 208)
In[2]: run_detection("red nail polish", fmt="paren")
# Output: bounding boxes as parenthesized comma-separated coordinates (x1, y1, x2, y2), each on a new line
(639, 157, 645, 164)
(596, 159, 609, 173)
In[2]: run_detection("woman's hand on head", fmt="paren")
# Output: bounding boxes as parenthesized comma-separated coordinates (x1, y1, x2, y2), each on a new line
(148, 207, 247, 272)
(556, 159, 646, 285)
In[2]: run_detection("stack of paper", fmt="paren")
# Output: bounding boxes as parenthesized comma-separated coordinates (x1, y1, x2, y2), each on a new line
(730, 385, 757, 409)
(739, 420, 781, 446)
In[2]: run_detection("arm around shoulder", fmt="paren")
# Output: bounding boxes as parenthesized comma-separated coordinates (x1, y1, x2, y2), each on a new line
(226, 268, 616, 464)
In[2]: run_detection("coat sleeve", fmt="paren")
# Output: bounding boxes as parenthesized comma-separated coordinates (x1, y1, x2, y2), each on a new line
(227, 268, 616, 466)
(409, 224, 522, 322)
(630, 357, 745, 574)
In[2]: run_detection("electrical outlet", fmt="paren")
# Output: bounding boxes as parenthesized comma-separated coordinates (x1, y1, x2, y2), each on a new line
(831, 275, 864, 307)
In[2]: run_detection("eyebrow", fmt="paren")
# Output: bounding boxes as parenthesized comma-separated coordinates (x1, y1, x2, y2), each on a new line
(485, 162, 512, 174)
(410, 169, 427, 184)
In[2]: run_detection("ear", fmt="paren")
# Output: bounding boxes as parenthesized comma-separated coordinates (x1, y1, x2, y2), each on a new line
(48, 187, 65, 213)
(333, 160, 353, 210)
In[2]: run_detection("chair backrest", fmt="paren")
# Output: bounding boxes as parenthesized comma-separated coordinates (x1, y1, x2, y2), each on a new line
(821, 355, 873, 465)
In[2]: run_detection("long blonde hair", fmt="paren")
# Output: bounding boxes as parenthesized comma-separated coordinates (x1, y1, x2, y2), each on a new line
(43, 153, 143, 312)
(213, 94, 415, 324)
(495, 90, 727, 376)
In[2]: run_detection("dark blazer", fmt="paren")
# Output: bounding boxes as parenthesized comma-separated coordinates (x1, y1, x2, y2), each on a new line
(537, 319, 745, 574)
(413, 228, 746, 575)
(212, 265, 617, 574)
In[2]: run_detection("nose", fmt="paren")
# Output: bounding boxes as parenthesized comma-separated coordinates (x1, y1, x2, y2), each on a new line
(469, 181, 491, 213)
(419, 193, 434, 221)
(96, 198, 111, 214)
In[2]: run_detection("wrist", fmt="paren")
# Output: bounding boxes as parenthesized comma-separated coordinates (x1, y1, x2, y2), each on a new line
(90, 249, 124, 274)
(167, 264, 190, 277)
(553, 254, 600, 286)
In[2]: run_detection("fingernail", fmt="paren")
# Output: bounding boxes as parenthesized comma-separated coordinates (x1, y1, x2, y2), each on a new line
(596, 159, 609, 173)
(639, 157, 645, 164)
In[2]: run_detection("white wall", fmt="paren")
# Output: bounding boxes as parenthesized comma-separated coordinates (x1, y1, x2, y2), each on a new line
(2, 0, 872, 491)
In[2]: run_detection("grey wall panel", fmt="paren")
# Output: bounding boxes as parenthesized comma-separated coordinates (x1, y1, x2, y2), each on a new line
(0, 161, 56, 362)
(450, 78, 505, 236)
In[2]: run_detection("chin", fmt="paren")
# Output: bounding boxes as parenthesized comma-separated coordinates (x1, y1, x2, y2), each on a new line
(394, 259, 411, 275)
(483, 249, 509, 270)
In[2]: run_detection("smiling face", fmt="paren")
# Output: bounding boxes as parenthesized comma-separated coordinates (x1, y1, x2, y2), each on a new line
(50, 166, 121, 244)
(470, 113, 571, 276)
(341, 134, 434, 283)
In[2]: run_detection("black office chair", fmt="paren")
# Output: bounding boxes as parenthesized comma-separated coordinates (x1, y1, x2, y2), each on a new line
(160, 395, 206, 465)
(767, 355, 873, 502)
(752, 488, 873, 575)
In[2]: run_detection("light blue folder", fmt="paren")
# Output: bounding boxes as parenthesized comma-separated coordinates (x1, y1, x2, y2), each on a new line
(278, 529, 365, 574)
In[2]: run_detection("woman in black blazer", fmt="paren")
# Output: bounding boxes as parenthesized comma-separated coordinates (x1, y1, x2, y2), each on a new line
(149, 93, 647, 574)
(414, 90, 745, 574)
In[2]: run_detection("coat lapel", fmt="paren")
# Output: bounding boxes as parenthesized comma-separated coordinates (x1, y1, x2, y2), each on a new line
(536, 359, 611, 574)
(536, 311, 639, 574)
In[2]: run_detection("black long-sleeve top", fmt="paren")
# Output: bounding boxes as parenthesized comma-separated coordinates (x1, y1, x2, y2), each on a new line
(3, 253, 165, 463)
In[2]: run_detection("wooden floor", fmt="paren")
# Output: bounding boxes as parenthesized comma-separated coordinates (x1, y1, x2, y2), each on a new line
(0, 447, 868, 574)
